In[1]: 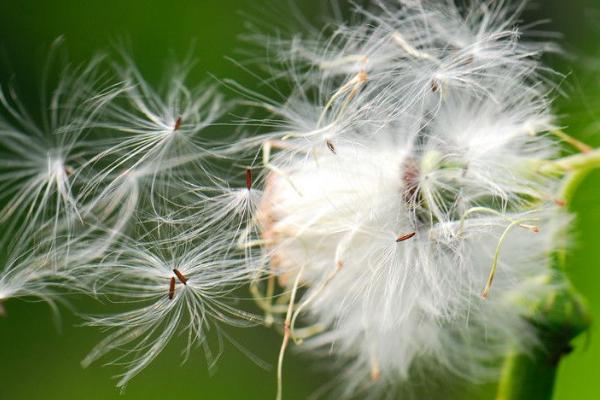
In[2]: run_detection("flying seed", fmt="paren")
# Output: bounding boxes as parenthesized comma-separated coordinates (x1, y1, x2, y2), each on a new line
(174, 117, 182, 131)
(168, 277, 176, 300)
(246, 168, 253, 190)
(396, 232, 416, 242)
(326, 140, 336, 154)
(173, 269, 188, 285)
(431, 80, 439, 92)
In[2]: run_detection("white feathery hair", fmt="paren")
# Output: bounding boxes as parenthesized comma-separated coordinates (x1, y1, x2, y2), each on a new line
(69, 54, 232, 259)
(69, 58, 264, 386)
(0, 235, 82, 316)
(82, 53, 227, 173)
(0, 45, 263, 386)
(74, 53, 228, 234)
(0, 1, 586, 398)
(0, 47, 107, 244)
(81, 225, 259, 389)
(241, 1, 571, 397)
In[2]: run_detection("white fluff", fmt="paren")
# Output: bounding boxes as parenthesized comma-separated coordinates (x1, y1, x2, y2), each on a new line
(248, 1, 571, 397)
(81, 227, 258, 389)
(0, 2, 590, 398)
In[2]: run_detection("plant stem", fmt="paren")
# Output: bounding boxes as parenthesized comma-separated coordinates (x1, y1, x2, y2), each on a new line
(496, 160, 597, 400)
(496, 287, 590, 400)
(496, 288, 590, 400)
(496, 349, 558, 400)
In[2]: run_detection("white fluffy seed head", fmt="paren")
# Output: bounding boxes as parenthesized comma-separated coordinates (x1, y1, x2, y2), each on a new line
(246, 1, 572, 396)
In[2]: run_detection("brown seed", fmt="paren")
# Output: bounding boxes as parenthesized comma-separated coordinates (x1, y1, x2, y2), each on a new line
(246, 168, 253, 190)
(326, 140, 336, 154)
(174, 117, 182, 131)
(173, 269, 188, 285)
(554, 199, 567, 207)
(431, 80, 439, 92)
(396, 232, 416, 242)
(168, 277, 176, 300)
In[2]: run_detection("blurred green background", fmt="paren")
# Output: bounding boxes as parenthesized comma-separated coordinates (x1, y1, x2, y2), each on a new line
(0, 1, 598, 399)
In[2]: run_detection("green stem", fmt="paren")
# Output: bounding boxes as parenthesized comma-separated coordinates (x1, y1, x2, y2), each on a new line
(560, 167, 596, 203)
(496, 348, 558, 400)
(496, 161, 597, 400)
(496, 290, 590, 400)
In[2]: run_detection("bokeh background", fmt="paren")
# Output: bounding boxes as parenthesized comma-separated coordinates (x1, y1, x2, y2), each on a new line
(0, 1, 598, 399)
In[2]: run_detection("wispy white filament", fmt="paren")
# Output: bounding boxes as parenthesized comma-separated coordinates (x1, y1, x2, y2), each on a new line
(0, 2, 591, 399)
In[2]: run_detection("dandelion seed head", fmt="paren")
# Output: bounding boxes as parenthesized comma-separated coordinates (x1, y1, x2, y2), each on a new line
(245, 1, 572, 396)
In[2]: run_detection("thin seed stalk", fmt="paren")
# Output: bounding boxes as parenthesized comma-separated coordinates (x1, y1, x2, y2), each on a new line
(539, 149, 600, 175)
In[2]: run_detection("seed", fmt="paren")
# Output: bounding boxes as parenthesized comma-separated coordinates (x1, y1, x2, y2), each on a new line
(168, 277, 176, 300)
(554, 199, 567, 207)
(173, 117, 182, 131)
(173, 269, 188, 285)
(326, 140, 336, 154)
(396, 232, 416, 242)
(246, 168, 253, 190)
